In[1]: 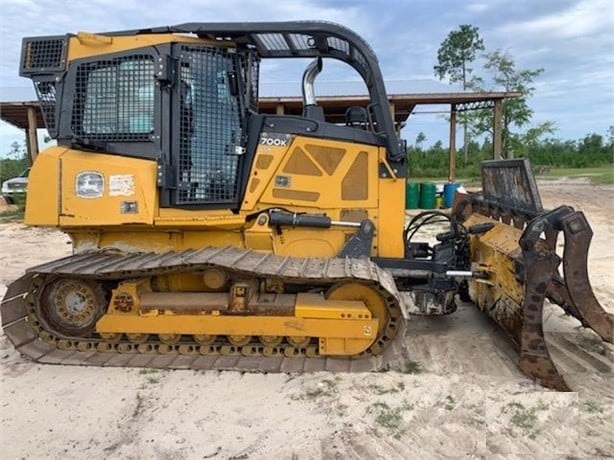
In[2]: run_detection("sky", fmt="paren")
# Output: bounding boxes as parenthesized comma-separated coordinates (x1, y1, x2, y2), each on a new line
(0, 0, 612, 155)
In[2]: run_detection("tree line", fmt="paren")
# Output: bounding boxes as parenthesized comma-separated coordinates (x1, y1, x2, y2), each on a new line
(0, 142, 29, 184)
(417, 24, 614, 175)
(3, 130, 612, 185)
(408, 129, 614, 178)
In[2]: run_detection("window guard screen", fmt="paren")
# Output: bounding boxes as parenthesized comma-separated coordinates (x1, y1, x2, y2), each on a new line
(175, 46, 243, 205)
(33, 79, 57, 136)
(72, 56, 155, 141)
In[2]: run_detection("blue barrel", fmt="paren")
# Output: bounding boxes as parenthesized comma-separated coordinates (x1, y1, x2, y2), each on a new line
(443, 182, 460, 208)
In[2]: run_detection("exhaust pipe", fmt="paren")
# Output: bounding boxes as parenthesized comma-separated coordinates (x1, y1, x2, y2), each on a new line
(302, 57, 322, 106)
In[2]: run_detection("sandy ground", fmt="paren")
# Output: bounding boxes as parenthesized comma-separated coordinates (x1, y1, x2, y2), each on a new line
(0, 181, 612, 460)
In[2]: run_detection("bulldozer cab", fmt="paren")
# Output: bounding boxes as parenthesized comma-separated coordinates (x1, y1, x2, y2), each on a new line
(21, 22, 405, 210)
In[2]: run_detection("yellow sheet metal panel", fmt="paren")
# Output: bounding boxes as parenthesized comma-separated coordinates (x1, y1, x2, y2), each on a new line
(271, 228, 344, 258)
(67, 34, 227, 61)
(375, 150, 405, 258)
(69, 228, 245, 253)
(24, 146, 66, 226)
(257, 136, 378, 210)
(243, 214, 274, 251)
(464, 213, 523, 255)
(241, 137, 292, 211)
(242, 134, 385, 257)
(58, 149, 157, 226)
(155, 208, 245, 228)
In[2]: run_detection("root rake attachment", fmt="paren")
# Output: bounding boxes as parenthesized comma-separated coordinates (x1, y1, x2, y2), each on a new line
(458, 159, 613, 390)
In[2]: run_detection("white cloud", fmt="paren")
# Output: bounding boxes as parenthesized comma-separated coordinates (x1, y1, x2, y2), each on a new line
(465, 3, 491, 14)
(497, 0, 613, 39)
(0, 0, 612, 152)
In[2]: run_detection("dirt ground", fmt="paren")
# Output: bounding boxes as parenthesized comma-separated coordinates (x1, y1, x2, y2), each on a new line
(0, 180, 612, 460)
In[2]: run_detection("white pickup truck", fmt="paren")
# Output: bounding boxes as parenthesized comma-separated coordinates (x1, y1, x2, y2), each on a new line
(1, 168, 29, 204)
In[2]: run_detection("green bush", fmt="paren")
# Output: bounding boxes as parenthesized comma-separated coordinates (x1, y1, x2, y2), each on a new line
(0, 158, 29, 184)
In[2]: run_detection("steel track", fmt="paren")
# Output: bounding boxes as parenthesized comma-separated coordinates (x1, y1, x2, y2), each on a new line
(1, 247, 409, 373)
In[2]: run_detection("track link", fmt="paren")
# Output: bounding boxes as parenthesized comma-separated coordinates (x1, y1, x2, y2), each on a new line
(1, 247, 409, 373)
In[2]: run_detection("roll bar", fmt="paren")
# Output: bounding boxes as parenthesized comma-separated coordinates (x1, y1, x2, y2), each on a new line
(106, 21, 403, 162)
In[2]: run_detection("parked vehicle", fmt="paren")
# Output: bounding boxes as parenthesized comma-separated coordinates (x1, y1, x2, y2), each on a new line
(1, 168, 29, 204)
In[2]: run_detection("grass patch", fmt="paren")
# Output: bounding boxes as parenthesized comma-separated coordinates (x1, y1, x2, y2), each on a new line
(368, 381, 405, 395)
(138, 367, 166, 387)
(464, 403, 486, 427)
(0, 206, 25, 223)
(368, 400, 414, 439)
(578, 337, 611, 357)
(399, 359, 423, 374)
(503, 400, 549, 439)
(467, 415, 486, 427)
(540, 166, 614, 185)
(298, 379, 338, 400)
(411, 165, 614, 186)
(583, 400, 604, 414)
(138, 367, 164, 374)
(509, 403, 537, 430)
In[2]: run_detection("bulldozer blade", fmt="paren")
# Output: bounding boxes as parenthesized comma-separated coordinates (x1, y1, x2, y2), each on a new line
(464, 205, 612, 391)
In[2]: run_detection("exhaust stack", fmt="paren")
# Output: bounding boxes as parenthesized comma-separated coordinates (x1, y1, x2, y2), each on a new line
(302, 57, 322, 106)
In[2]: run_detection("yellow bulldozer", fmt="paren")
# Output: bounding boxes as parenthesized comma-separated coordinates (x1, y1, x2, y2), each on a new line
(2, 21, 611, 390)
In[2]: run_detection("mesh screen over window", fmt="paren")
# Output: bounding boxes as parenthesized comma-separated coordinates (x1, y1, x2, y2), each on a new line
(241, 53, 260, 112)
(21, 38, 65, 72)
(73, 56, 155, 141)
(176, 46, 243, 205)
(33, 80, 57, 135)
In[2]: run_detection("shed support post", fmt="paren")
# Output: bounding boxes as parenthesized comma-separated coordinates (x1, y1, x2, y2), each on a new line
(493, 99, 503, 159)
(448, 104, 457, 182)
(25, 106, 40, 165)
(388, 102, 404, 135)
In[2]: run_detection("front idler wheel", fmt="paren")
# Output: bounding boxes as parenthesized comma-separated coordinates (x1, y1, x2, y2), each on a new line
(38, 277, 107, 337)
